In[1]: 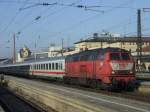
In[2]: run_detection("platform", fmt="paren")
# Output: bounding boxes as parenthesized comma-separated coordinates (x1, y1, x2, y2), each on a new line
(4, 75, 150, 112)
(136, 72, 150, 80)
(138, 81, 150, 94)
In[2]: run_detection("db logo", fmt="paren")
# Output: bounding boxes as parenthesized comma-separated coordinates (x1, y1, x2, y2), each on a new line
(119, 63, 125, 69)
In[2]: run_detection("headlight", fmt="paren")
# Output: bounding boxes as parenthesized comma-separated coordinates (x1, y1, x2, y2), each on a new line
(110, 63, 119, 70)
(130, 71, 133, 74)
(112, 71, 115, 74)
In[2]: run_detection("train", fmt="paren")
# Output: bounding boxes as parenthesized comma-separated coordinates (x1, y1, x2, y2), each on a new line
(0, 47, 136, 91)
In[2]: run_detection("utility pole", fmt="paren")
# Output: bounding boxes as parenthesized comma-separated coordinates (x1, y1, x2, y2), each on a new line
(13, 33, 16, 64)
(61, 38, 64, 56)
(137, 9, 142, 71)
(34, 42, 37, 61)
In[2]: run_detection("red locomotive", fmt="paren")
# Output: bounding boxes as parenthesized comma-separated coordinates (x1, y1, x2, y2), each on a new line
(0, 47, 136, 91)
(65, 48, 136, 90)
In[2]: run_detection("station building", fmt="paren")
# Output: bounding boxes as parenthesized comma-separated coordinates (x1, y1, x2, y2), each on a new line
(74, 33, 150, 55)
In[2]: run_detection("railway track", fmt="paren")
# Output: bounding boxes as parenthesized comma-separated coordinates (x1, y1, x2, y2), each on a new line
(3, 74, 150, 105)
(3, 75, 150, 112)
(32, 78, 150, 104)
(0, 86, 53, 112)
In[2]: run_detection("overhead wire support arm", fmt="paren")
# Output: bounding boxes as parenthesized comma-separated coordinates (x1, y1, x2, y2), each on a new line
(143, 8, 150, 12)
(19, 2, 57, 11)
(58, 3, 104, 13)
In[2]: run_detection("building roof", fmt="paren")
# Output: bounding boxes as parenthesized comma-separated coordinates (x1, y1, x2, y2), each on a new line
(75, 36, 150, 44)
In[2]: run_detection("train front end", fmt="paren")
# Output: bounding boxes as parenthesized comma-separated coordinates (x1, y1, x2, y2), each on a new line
(108, 52, 136, 90)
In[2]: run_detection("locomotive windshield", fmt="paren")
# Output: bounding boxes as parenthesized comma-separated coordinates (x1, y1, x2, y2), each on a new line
(110, 53, 130, 60)
(121, 53, 130, 60)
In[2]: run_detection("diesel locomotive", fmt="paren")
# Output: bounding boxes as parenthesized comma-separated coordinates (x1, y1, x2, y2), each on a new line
(0, 47, 136, 90)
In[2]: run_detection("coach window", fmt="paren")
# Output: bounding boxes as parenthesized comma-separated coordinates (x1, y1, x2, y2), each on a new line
(44, 64, 46, 70)
(60, 63, 62, 70)
(49, 63, 51, 70)
(42, 64, 44, 70)
(43, 64, 45, 70)
(52, 63, 54, 70)
(56, 63, 58, 70)
(33, 65, 35, 70)
(58, 63, 61, 70)
(45, 64, 47, 70)
(46, 64, 47, 70)
(30, 65, 32, 70)
(38, 64, 40, 70)
(41, 64, 43, 70)
(46, 64, 48, 70)
(37, 64, 39, 70)
(39, 64, 41, 70)
(40, 64, 42, 70)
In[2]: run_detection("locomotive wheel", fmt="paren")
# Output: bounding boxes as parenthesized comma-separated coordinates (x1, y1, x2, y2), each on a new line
(89, 79, 100, 89)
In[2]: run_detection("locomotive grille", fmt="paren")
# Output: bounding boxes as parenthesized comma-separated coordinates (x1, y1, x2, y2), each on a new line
(116, 70, 129, 74)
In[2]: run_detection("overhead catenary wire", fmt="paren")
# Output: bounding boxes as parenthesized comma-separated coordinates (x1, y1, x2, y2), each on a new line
(1, 0, 147, 46)
(46, 0, 136, 38)
(16, 0, 82, 49)
(17, 0, 82, 34)
(0, 0, 31, 52)
(0, 0, 36, 4)
(0, 0, 30, 35)
(7, 0, 136, 36)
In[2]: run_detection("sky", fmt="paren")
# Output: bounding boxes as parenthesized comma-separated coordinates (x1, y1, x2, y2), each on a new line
(0, 0, 150, 58)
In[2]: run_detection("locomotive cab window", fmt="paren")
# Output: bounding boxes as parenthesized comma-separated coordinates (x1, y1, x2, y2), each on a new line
(110, 53, 120, 60)
(121, 53, 130, 60)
